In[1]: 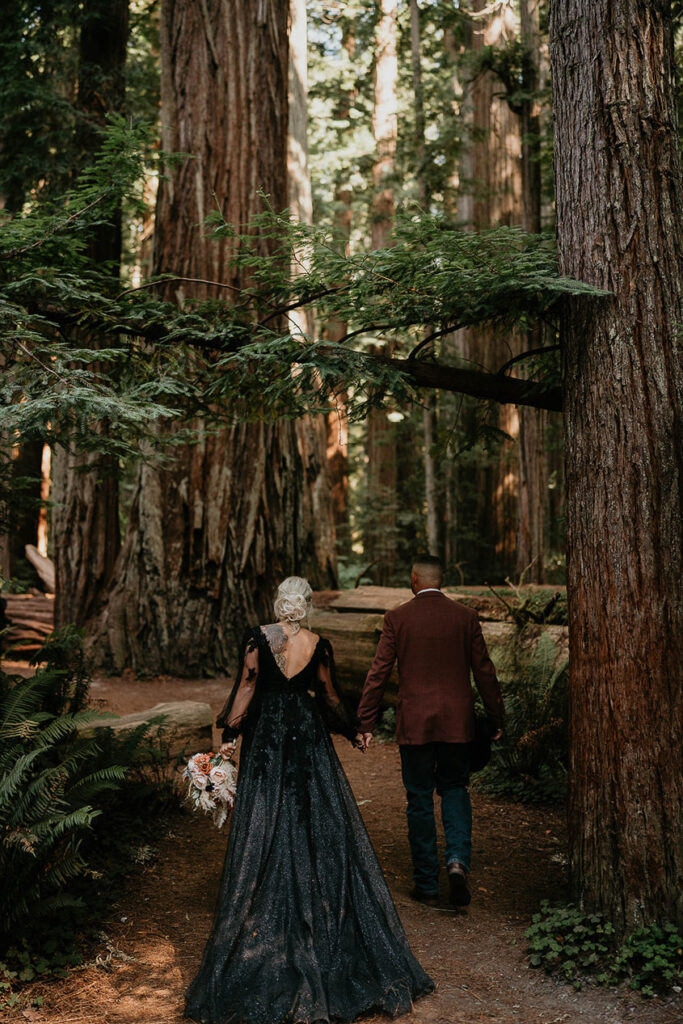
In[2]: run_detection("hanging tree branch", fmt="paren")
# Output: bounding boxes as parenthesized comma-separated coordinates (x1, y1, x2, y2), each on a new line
(377, 353, 562, 411)
(496, 344, 561, 376)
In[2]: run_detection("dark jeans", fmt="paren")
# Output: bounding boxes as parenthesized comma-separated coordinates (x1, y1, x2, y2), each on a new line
(399, 742, 472, 896)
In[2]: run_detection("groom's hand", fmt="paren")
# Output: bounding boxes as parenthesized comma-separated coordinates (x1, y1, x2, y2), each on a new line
(491, 728, 503, 742)
(358, 733, 374, 757)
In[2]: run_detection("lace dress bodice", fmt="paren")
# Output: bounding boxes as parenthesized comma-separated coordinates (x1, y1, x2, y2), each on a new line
(216, 626, 358, 744)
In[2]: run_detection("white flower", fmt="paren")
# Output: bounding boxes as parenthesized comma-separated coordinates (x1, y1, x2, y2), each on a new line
(199, 791, 215, 812)
(209, 765, 227, 786)
(214, 805, 229, 829)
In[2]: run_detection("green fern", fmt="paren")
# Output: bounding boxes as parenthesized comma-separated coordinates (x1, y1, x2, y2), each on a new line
(0, 629, 133, 945)
(474, 629, 569, 804)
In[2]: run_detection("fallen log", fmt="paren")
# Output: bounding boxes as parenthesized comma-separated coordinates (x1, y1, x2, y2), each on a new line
(6, 618, 52, 634)
(308, 609, 568, 704)
(312, 586, 560, 622)
(76, 701, 214, 761)
(24, 545, 55, 593)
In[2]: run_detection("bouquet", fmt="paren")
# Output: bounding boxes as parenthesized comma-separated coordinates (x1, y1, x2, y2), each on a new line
(183, 752, 237, 828)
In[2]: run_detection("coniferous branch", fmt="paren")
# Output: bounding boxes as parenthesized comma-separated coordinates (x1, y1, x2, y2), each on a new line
(0, 122, 609, 457)
(496, 345, 562, 376)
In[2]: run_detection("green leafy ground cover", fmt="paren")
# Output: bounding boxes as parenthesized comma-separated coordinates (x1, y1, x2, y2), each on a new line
(0, 627, 179, 1011)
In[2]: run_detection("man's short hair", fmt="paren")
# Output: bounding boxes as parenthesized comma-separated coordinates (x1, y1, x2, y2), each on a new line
(412, 554, 443, 577)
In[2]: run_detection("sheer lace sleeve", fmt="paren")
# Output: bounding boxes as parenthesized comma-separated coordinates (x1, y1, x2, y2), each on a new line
(314, 638, 358, 743)
(216, 629, 260, 741)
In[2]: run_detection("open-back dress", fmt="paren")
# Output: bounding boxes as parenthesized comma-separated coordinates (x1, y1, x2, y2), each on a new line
(184, 626, 434, 1024)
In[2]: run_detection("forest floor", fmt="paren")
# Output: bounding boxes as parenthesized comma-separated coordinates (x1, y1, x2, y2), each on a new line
(11, 671, 681, 1024)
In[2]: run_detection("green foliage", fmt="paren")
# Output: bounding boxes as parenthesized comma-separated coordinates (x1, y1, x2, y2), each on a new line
(0, 0, 160, 214)
(610, 924, 683, 997)
(376, 707, 397, 742)
(0, 0, 80, 209)
(1, 931, 82, 1012)
(0, 627, 175, 961)
(474, 631, 568, 804)
(0, 626, 179, 1009)
(1, 125, 606, 469)
(527, 902, 683, 997)
(0, 633, 123, 939)
(527, 902, 616, 983)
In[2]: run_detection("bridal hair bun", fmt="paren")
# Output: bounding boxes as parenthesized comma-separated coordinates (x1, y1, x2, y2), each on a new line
(274, 576, 313, 634)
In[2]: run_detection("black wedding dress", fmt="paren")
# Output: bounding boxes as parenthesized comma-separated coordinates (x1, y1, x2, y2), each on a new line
(184, 626, 434, 1024)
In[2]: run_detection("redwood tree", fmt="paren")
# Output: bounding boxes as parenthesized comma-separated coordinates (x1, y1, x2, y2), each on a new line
(550, 0, 683, 930)
(365, 0, 399, 584)
(52, 0, 128, 626)
(91, 0, 335, 674)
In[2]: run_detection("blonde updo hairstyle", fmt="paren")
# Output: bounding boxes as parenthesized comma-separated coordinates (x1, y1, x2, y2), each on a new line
(273, 576, 313, 634)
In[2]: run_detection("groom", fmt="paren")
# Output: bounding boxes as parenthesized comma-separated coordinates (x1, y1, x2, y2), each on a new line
(357, 555, 504, 907)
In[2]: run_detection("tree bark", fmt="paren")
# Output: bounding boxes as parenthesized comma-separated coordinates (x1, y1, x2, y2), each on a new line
(52, 0, 128, 628)
(516, 0, 546, 583)
(449, 0, 522, 581)
(550, 0, 683, 931)
(410, 0, 441, 557)
(90, 0, 335, 675)
(8, 441, 42, 571)
(288, 0, 338, 585)
(519, 0, 542, 237)
(365, 0, 399, 585)
(322, 186, 352, 540)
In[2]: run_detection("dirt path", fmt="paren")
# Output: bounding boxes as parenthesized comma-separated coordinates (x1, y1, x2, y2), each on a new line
(15, 674, 680, 1024)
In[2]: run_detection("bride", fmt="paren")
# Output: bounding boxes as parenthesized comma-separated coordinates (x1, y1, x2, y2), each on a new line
(184, 576, 434, 1024)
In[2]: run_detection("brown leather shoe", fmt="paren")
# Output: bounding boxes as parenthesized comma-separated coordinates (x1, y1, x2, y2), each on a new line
(447, 861, 471, 907)
(410, 886, 439, 907)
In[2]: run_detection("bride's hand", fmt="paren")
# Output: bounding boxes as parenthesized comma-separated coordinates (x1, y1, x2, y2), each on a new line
(220, 741, 237, 759)
(354, 732, 372, 753)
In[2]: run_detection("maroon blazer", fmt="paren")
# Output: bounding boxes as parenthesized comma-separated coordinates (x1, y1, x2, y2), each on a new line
(357, 590, 504, 745)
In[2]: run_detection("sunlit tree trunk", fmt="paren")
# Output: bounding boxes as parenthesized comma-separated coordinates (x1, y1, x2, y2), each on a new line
(323, 186, 352, 541)
(448, 1, 522, 581)
(52, 0, 128, 627)
(322, 23, 356, 543)
(516, 0, 546, 582)
(410, 0, 440, 557)
(551, 0, 683, 931)
(288, 0, 337, 583)
(90, 0, 335, 674)
(8, 441, 42, 571)
(365, 0, 398, 584)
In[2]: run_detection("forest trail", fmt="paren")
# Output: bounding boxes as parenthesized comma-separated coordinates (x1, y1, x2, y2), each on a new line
(17, 675, 679, 1024)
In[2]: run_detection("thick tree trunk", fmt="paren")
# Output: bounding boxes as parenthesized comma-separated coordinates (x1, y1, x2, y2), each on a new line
(288, 0, 338, 584)
(516, 0, 546, 583)
(550, 0, 683, 931)
(90, 0, 335, 674)
(322, 186, 352, 541)
(519, 0, 542, 237)
(516, 407, 545, 581)
(322, 234, 351, 542)
(410, 0, 440, 558)
(450, 1, 522, 581)
(365, 0, 399, 585)
(8, 441, 42, 571)
(52, 0, 128, 628)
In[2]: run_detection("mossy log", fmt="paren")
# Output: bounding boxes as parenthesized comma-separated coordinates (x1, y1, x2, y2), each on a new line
(308, 608, 568, 704)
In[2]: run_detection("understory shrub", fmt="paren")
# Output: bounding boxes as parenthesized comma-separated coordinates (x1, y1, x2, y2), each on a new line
(0, 627, 178, 1008)
(527, 901, 682, 997)
(474, 630, 569, 804)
